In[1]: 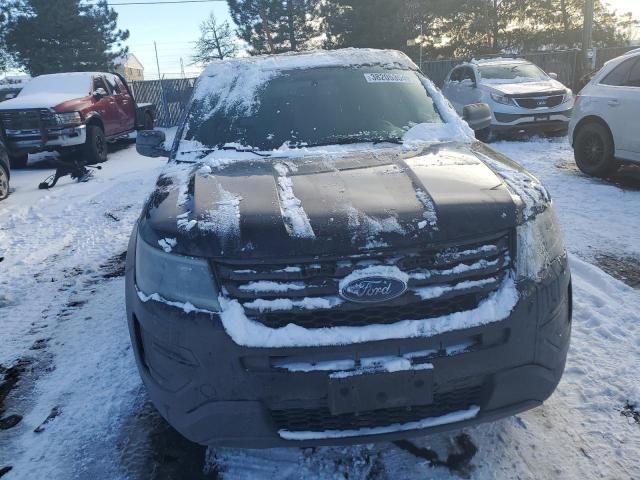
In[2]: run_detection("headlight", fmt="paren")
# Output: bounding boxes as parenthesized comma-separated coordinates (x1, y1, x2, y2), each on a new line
(490, 93, 513, 106)
(516, 204, 565, 280)
(135, 237, 220, 311)
(55, 112, 82, 126)
(562, 89, 573, 103)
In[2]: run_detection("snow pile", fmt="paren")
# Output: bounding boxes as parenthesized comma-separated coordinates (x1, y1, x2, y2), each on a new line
(274, 163, 316, 239)
(414, 188, 438, 229)
(347, 206, 405, 248)
(157, 237, 177, 253)
(239, 281, 306, 293)
(198, 185, 242, 239)
(243, 296, 343, 313)
(329, 357, 432, 379)
(0, 72, 94, 109)
(474, 150, 550, 220)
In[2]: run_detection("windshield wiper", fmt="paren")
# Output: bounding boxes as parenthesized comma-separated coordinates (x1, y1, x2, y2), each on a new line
(372, 137, 403, 145)
(307, 136, 404, 148)
(179, 147, 272, 160)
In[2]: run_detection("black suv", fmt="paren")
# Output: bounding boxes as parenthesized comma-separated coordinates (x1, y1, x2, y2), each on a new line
(127, 49, 571, 448)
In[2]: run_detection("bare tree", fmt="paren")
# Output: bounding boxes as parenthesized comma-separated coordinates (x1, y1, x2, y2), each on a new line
(192, 13, 239, 64)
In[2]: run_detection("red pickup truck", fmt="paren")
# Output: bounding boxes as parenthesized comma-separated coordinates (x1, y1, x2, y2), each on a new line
(0, 72, 155, 168)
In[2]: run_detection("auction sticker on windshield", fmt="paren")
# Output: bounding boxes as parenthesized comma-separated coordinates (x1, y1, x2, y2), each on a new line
(364, 73, 411, 83)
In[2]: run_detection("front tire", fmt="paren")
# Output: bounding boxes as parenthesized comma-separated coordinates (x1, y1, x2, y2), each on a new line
(574, 122, 618, 177)
(9, 153, 28, 169)
(83, 125, 108, 164)
(0, 163, 9, 200)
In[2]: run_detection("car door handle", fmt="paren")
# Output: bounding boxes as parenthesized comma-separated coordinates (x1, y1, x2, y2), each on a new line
(608, 99, 620, 107)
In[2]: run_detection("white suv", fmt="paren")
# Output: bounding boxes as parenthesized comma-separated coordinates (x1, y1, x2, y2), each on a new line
(569, 49, 640, 177)
(442, 58, 574, 141)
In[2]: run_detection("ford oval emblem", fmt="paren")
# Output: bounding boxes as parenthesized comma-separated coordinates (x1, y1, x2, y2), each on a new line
(339, 276, 408, 304)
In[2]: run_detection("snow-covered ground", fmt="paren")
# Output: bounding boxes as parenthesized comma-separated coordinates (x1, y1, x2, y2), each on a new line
(0, 137, 639, 479)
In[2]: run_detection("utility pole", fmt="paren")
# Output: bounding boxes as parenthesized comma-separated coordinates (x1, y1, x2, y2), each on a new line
(582, 0, 595, 71)
(419, 24, 423, 70)
(154, 41, 162, 80)
(154, 40, 168, 125)
(180, 57, 185, 79)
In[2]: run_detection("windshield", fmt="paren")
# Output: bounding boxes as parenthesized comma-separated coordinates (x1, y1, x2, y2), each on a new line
(478, 63, 548, 82)
(182, 67, 443, 152)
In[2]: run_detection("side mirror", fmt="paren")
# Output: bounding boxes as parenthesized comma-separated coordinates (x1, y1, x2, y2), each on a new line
(548, 72, 558, 80)
(93, 87, 108, 98)
(136, 130, 169, 158)
(463, 103, 492, 132)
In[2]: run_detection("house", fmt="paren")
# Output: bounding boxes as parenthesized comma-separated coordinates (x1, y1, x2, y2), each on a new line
(114, 54, 145, 82)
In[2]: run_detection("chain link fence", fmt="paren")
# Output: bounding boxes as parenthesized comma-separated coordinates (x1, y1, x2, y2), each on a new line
(130, 78, 197, 128)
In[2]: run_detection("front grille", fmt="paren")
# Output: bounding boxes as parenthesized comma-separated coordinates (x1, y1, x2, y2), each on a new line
(513, 95, 564, 109)
(271, 385, 483, 433)
(0, 109, 56, 131)
(215, 232, 513, 329)
(259, 293, 481, 329)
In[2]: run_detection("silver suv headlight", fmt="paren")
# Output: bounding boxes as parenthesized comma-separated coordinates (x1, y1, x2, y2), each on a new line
(516, 204, 565, 280)
(490, 93, 513, 106)
(135, 237, 220, 311)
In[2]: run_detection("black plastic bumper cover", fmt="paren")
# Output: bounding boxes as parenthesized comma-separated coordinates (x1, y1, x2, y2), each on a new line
(125, 231, 572, 448)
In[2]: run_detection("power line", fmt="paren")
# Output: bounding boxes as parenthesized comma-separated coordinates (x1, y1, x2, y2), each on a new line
(107, 0, 224, 5)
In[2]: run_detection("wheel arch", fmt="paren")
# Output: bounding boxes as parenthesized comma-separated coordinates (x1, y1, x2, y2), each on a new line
(84, 113, 105, 132)
(572, 115, 614, 149)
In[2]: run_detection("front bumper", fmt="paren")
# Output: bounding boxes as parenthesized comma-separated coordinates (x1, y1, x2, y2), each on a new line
(490, 108, 572, 134)
(125, 235, 572, 448)
(5, 125, 86, 154)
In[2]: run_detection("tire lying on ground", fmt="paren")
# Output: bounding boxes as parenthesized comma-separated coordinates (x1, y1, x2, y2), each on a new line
(574, 122, 618, 177)
(83, 125, 108, 164)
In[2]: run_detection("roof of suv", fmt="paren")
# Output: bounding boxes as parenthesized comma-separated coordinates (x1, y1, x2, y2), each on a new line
(471, 58, 530, 66)
(200, 48, 418, 77)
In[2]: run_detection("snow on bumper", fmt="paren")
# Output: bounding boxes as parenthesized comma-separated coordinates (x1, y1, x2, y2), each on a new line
(125, 236, 571, 447)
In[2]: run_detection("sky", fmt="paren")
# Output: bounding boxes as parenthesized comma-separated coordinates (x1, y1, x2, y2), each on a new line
(4, 0, 640, 79)
(110, 0, 234, 79)
(112, 0, 640, 80)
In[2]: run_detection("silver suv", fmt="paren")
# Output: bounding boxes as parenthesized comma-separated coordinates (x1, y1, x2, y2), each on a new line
(442, 58, 574, 141)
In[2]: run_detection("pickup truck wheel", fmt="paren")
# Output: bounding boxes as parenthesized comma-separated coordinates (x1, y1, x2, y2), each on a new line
(574, 122, 618, 177)
(142, 112, 154, 131)
(84, 125, 108, 164)
(0, 163, 9, 200)
(9, 154, 28, 169)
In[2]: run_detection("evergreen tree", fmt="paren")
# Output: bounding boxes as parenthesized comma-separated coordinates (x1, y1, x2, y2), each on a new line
(227, 0, 322, 54)
(4, 0, 129, 76)
(322, 0, 637, 58)
(193, 13, 239, 64)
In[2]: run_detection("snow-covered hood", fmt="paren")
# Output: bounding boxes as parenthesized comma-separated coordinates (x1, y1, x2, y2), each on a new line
(0, 93, 90, 111)
(482, 79, 567, 96)
(138, 142, 546, 259)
